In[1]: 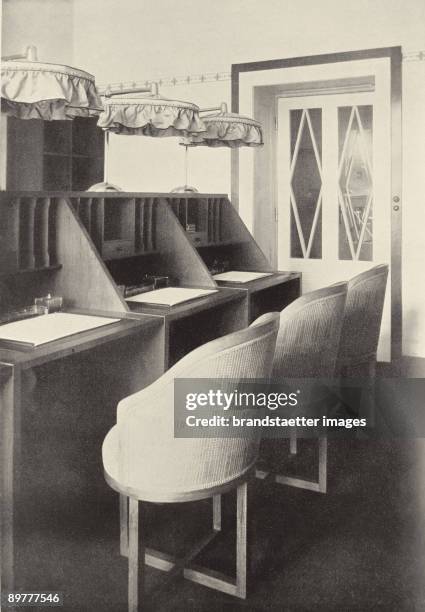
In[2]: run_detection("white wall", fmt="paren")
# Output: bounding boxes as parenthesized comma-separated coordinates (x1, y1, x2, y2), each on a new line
(73, 0, 425, 77)
(3, 0, 425, 358)
(2, 0, 73, 64)
(401, 60, 425, 358)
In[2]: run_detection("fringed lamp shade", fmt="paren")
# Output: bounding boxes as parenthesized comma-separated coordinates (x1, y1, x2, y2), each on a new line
(1, 60, 103, 120)
(97, 96, 205, 137)
(184, 111, 263, 148)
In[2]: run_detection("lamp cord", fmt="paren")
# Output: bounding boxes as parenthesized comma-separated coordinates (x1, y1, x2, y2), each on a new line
(104, 131, 109, 183)
(184, 145, 189, 188)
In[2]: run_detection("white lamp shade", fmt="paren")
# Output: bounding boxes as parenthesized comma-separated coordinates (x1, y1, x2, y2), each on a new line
(98, 96, 206, 137)
(1, 60, 103, 120)
(182, 111, 263, 148)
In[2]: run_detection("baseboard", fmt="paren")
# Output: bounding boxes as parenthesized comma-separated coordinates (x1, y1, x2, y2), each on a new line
(400, 355, 425, 378)
(376, 356, 425, 377)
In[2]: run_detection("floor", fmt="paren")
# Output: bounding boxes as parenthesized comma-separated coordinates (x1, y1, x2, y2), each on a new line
(13, 359, 425, 611)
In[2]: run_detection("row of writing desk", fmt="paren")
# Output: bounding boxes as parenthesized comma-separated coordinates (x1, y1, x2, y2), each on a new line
(0, 192, 300, 601)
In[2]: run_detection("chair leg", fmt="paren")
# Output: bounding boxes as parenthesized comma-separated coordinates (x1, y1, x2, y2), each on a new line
(318, 437, 327, 494)
(274, 437, 328, 494)
(236, 482, 247, 599)
(289, 427, 297, 455)
(128, 497, 142, 612)
(360, 360, 376, 426)
(147, 485, 248, 599)
(213, 494, 222, 532)
(120, 494, 129, 557)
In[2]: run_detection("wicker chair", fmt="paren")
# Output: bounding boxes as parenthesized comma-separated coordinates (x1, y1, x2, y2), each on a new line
(337, 264, 389, 378)
(257, 282, 347, 493)
(102, 312, 279, 611)
(336, 264, 389, 421)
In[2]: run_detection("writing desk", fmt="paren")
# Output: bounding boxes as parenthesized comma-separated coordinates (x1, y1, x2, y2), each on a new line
(0, 191, 301, 367)
(0, 310, 163, 597)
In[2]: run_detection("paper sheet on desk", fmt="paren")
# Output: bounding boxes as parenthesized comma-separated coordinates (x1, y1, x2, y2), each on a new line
(126, 287, 218, 306)
(0, 312, 120, 347)
(213, 271, 274, 283)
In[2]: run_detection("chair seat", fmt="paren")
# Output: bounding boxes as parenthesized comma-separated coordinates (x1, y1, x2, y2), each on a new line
(102, 425, 254, 503)
(102, 425, 179, 502)
(102, 426, 121, 485)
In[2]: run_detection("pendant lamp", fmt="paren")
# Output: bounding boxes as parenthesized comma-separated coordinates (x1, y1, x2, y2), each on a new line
(1, 46, 103, 121)
(172, 102, 263, 193)
(89, 83, 206, 191)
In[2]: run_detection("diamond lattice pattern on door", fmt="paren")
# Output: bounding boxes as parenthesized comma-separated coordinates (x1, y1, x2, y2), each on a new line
(290, 109, 323, 259)
(338, 105, 373, 261)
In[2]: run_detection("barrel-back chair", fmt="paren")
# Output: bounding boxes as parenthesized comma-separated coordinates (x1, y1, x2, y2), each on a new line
(257, 282, 348, 493)
(336, 264, 389, 421)
(337, 264, 389, 378)
(102, 312, 280, 611)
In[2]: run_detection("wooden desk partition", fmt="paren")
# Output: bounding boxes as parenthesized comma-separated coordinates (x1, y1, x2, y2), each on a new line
(164, 193, 301, 322)
(0, 193, 127, 313)
(166, 193, 274, 271)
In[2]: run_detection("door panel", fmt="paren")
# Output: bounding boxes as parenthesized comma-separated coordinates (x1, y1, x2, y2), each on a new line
(277, 86, 391, 360)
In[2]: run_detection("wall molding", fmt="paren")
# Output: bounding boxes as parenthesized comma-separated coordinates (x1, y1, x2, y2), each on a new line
(97, 72, 231, 95)
(402, 49, 425, 62)
(97, 49, 425, 94)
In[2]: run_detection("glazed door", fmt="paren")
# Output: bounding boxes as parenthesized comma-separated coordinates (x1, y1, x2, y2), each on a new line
(277, 86, 391, 359)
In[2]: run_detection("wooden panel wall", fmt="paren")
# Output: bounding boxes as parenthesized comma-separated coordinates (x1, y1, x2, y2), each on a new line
(50, 198, 128, 311)
(155, 199, 216, 288)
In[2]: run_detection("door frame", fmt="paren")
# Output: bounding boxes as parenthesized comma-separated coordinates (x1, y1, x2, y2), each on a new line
(231, 47, 402, 366)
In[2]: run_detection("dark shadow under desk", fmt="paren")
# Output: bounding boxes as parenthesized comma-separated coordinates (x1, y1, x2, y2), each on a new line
(214, 272, 301, 323)
(127, 287, 248, 368)
(0, 310, 163, 599)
